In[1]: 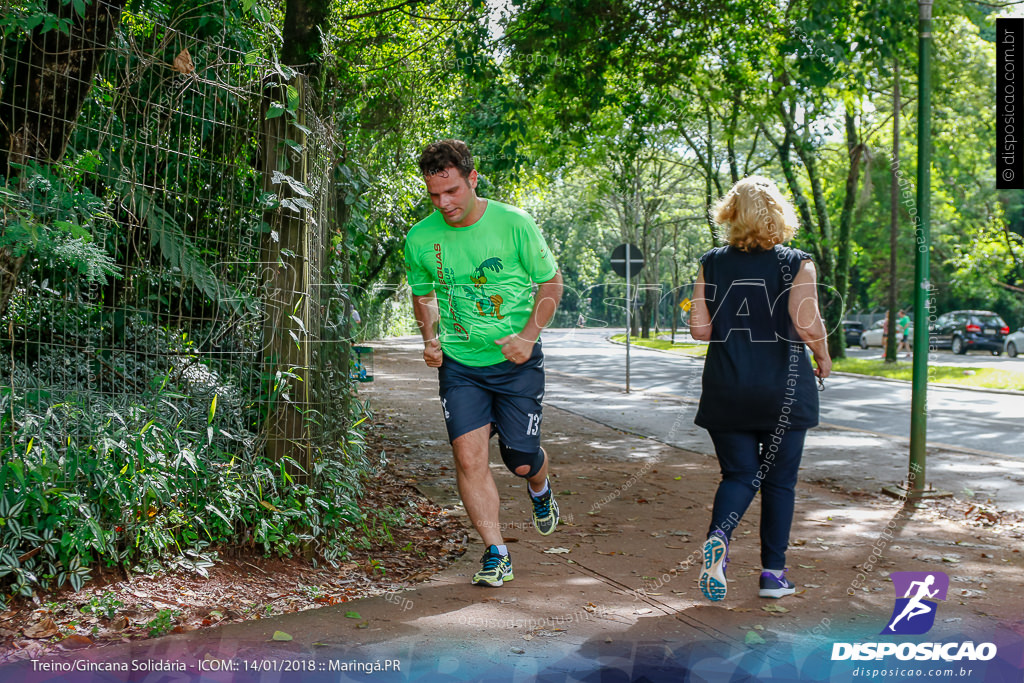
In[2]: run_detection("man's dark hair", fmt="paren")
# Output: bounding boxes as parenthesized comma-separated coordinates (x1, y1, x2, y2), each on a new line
(419, 139, 474, 179)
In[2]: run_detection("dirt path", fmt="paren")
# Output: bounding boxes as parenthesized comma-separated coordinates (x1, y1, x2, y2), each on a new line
(4, 338, 1023, 681)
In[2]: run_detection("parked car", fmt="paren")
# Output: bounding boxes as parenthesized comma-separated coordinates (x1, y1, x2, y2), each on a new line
(931, 310, 1009, 355)
(1005, 327, 1024, 358)
(858, 319, 913, 349)
(842, 320, 864, 347)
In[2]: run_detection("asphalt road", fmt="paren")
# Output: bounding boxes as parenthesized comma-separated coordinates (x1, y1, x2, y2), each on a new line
(540, 327, 1024, 460)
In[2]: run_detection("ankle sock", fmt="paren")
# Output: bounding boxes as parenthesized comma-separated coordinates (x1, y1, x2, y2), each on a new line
(492, 544, 508, 556)
(529, 479, 549, 498)
(763, 568, 785, 580)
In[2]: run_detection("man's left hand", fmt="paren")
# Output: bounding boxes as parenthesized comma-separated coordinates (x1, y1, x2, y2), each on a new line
(495, 334, 535, 365)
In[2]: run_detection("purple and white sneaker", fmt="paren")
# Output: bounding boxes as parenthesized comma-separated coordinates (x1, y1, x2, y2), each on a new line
(759, 569, 796, 598)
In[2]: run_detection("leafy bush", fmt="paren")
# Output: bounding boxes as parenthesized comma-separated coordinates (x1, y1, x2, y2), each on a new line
(0, 366, 373, 602)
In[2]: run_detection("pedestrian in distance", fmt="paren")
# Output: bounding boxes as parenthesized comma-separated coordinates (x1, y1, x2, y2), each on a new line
(689, 175, 832, 602)
(879, 310, 889, 353)
(898, 309, 912, 357)
(404, 140, 564, 588)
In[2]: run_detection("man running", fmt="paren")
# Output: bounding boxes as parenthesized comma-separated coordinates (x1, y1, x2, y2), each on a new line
(897, 309, 912, 357)
(404, 139, 563, 587)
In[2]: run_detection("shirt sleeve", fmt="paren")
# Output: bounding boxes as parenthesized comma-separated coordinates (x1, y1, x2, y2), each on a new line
(404, 235, 435, 296)
(517, 215, 559, 283)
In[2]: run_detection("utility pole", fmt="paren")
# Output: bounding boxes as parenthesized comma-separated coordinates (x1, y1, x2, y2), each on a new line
(908, 0, 933, 498)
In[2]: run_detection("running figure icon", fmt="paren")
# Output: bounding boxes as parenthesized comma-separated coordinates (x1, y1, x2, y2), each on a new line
(888, 574, 939, 631)
(881, 571, 949, 635)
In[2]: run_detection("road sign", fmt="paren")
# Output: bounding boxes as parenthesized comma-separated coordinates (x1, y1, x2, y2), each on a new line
(610, 244, 644, 393)
(610, 244, 644, 278)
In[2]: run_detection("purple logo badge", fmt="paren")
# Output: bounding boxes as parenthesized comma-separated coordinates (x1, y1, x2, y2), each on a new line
(881, 571, 949, 635)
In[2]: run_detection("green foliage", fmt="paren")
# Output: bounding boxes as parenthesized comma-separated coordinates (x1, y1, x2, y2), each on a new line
(81, 592, 124, 619)
(0, 380, 373, 597)
(0, 163, 119, 285)
(144, 609, 180, 637)
(1, 1, 74, 38)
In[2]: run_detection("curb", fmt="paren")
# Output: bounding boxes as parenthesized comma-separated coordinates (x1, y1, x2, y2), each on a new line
(605, 336, 1024, 396)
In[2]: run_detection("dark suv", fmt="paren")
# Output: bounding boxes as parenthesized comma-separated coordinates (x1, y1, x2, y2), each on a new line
(841, 320, 864, 347)
(930, 310, 1010, 355)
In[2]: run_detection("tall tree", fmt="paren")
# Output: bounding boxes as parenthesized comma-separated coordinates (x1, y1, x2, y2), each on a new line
(0, 0, 128, 317)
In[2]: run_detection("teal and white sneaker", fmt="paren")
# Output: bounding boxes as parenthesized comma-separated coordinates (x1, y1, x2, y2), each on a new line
(472, 546, 514, 587)
(699, 530, 729, 601)
(530, 483, 559, 536)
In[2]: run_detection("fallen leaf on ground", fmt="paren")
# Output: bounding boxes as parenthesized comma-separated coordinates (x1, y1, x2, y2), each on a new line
(745, 630, 767, 645)
(634, 608, 653, 615)
(24, 619, 59, 639)
(762, 604, 789, 613)
(510, 647, 525, 655)
(271, 631, 292, 641)
(799, 564, 816, 569)
(544, 547, 571, 554)
(57, 635, 93, 650)
(344, 611, 361, 619)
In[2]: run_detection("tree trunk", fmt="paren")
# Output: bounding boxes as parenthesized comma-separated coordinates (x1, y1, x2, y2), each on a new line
(835, 108, 863, 361)
(886, 58, 901, 364)
(281, 0, 332, 70)
(0, 0, 128, 317)
(260, 75, 313, 479)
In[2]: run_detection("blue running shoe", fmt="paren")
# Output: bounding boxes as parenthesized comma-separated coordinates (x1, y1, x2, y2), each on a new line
(530, 483, 559, 536)
(759, 569, 796, 598)
(699, 530, 729, 601)
(472, 546, 514, 587)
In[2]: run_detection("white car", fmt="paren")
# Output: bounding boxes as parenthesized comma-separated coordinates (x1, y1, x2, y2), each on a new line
(859, 320, 913, 349)
(1005, 328, 1024, 358)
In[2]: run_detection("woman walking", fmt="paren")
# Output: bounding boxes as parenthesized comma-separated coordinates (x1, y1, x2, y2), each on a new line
(689, 176, 831, 601)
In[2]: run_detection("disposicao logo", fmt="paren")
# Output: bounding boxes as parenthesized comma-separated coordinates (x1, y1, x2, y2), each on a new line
(881, 571, 948, 635)
(831, 571, 998, 662)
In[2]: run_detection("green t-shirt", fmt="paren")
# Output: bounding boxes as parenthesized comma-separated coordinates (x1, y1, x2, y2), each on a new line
(404, 199, 559, 367)
(898, 315, 910, 333)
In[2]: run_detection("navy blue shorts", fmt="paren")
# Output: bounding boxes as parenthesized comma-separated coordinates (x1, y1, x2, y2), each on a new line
(437, 342, 545, 452)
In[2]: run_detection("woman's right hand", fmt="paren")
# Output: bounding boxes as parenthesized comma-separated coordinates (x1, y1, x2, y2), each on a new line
(813, 351, 832, 378)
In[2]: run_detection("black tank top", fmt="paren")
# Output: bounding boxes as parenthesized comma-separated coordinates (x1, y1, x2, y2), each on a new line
(694, 245, 819, 431)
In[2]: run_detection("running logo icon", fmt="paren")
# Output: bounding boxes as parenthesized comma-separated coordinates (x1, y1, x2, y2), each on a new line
(881, 571, 949, 635)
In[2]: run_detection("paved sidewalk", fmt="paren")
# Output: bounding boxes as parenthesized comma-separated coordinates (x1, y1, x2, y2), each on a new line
(7, 338, 1023, 682)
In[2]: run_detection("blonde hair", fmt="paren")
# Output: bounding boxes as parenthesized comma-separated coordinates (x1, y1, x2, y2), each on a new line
(712, 176, 799, 251)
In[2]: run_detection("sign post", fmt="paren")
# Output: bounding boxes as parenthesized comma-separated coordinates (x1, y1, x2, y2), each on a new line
(610, 244, 645, 393)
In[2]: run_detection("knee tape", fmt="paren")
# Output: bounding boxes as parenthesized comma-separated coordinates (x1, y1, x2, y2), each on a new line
(499, 441, 544, 478)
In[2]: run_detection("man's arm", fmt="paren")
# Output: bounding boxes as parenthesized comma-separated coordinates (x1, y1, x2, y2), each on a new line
(412, 291, 443, 367)
(496, 271, 563, 364)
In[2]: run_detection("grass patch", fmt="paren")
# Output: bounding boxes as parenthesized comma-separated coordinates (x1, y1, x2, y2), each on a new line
(608, 335, 1024, 391)
(833, 358, 1024, 391)
(610, 333, 708, 357)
